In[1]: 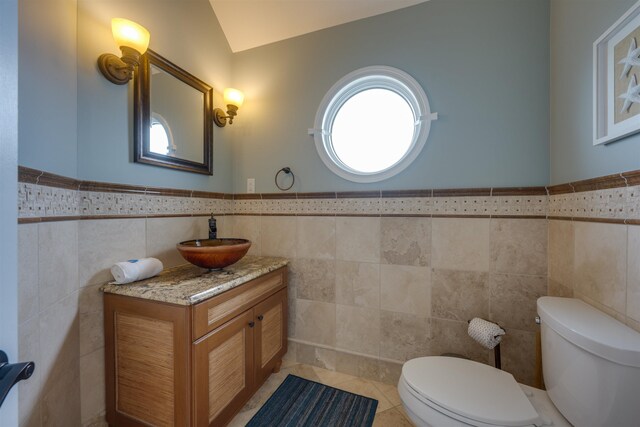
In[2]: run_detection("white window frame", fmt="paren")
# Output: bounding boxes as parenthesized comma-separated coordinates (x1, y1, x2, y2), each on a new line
(310, 66, 437, 183)
(150, 112, 177, 156)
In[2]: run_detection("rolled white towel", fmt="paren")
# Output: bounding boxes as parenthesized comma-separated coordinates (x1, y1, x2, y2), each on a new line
(110, 258, 163, 284)
(468, 317, 505, 350)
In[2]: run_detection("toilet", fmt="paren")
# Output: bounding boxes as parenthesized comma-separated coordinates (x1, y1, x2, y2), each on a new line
(398, 297, 640, 427)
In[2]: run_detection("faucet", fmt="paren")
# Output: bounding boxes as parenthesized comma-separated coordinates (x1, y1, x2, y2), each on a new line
(209, 214, 217, 240)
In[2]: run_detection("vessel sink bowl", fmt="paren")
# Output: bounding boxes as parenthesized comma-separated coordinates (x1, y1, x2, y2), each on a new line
(176, 238, 251, 270)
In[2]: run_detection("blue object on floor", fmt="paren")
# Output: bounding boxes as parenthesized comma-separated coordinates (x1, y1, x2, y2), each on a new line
(246, 374, 378, 427)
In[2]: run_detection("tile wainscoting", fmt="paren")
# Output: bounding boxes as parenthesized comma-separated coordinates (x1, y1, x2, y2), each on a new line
(15, 166, 640, 426)
(17, 216, 233, 427)
(548, 219, 640, 332)
(231, 214, 548, 392)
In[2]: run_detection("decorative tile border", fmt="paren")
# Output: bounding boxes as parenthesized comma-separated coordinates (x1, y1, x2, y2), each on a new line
(15, 165, 640, 224)
(18, 182, 232, 222)
(548, 171, 640, 223)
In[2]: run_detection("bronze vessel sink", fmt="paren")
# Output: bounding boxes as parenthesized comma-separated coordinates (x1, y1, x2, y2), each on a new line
(176, 238, 251, 270)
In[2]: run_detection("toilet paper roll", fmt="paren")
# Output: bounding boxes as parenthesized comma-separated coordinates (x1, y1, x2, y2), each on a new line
(111, 258, 163, 284)
(468, 317, 505, 350)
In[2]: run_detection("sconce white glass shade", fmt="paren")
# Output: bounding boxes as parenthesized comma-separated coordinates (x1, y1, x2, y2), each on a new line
(223, 88, 244, 108)
(111, 18, 150, 54)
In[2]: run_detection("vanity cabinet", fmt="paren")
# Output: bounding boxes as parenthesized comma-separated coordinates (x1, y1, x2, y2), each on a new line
(103, 266, 288, 427)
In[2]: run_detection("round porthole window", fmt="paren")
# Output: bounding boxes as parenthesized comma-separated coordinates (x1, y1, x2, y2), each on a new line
(311, 66, 437, 183)
(149, 113, 176, 157)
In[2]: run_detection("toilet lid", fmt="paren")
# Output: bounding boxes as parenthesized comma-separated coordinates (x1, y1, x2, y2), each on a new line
(402, 357, 540, 427)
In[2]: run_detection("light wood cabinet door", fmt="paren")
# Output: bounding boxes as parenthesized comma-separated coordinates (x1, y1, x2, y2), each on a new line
(104, 294, 191, 427)
(193, 309, 255, 427)
(254, 289, 288, 387)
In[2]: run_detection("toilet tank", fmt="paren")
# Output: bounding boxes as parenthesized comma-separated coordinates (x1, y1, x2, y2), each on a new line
(537, 297, 640, 427)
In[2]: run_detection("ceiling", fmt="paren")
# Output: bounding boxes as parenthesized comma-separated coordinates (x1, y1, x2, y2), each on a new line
(209, 0, 430, 53)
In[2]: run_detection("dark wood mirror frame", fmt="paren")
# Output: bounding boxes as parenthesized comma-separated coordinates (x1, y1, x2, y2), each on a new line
(134, 49, 214, 175)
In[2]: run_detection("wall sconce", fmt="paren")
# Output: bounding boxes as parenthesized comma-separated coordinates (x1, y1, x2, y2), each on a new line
(98, 18, 150, 85)
(214, 88, 244, 127)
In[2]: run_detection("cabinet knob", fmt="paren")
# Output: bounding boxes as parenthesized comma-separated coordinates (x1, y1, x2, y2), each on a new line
(248, 321, 255, 328)
(257, 315, 264, 321)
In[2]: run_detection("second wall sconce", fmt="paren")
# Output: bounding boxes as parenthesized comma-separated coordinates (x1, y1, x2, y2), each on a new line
(214, 88, 244, 127)
(98, 18, 150, 85)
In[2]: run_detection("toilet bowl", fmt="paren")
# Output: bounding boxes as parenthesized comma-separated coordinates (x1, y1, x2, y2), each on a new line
(398, 357, 569, 427)
(399, 297, 640, 427)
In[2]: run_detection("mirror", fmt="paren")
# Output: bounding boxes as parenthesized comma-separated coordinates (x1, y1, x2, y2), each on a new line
(134, 49, 213, 175)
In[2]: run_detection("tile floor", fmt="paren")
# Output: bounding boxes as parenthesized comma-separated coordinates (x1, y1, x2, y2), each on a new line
(228, 360, 415, 426)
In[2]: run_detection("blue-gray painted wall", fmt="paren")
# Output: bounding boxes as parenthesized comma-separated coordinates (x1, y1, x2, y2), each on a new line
(18, 0, 235, 192)
(19, 0, 78, 179)
(76, 0, 234, 192)
(230, 0, 550, 193)
(28, 0, 640, 193)
(550, 0, 640, 184)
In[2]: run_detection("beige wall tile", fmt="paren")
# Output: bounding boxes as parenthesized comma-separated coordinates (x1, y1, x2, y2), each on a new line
(377, 360, 402, 386)
(575, 292, 628, 324)
(260, 216, 296, 258)
(548, 220, 574, 289)
(231, 215, 261, 256)
(19, 224, 39, 323)
(336, 217, 380, 263)
(381, 217, 430, 266)
(627, 225, 640, 322)
(574, 222, 627, 313)
(500, 329, 537, 387)
(78, 219, 146, 288)
(335, 261, 380, 308)
(296, 342, 336, 370)
(214, 215, 233, 238)
(296, 216, 335, 260)
(491, 219, 547, 276)
(548, 279, 573, 298)
(18, 316, 41, 427)
(489, 273, 547, 332)
(380, 265, 430, 316)
(379, 310, 430, 362)
(79, 309, 103, 357)
(39, 292, 79, 394)
(38, 221, 78, 308)
(432, 218, 490, 271)
(336, 305, 380, 356)
(432, 269, 489, 322)
(79, 283, 103, 315)
(288, 287, 296, 338)
(431, 318, 492, 364)
(289, 259, 335, 303)
(146, 216, 208, 268)
(80, 348, 105, 425)
(335, 351, 380, 382)
(79, 284, 105, 359)
(41, 361, 80, 426)
(295, 299, 336, 346)
(283, 341, 297, 364)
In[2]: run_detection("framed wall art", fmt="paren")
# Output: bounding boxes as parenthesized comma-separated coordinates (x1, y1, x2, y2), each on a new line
(594, 0, 640, 145)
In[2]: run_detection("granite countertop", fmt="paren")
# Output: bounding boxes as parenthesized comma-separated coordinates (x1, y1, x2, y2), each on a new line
(100, 255, 289, 306)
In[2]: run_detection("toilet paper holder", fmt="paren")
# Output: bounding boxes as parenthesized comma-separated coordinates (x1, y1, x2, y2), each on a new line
(467, 319, 504, 370)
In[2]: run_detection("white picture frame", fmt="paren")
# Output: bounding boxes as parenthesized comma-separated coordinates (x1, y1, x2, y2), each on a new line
(594, 0, 640, 145)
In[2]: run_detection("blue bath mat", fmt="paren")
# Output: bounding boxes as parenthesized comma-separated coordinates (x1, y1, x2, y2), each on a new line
(246, 374, 378, 427)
